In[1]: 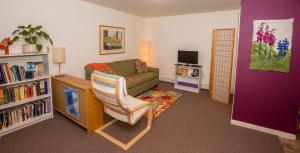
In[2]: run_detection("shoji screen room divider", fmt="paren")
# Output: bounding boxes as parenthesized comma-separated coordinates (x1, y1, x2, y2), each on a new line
(209, 28, 235, 104)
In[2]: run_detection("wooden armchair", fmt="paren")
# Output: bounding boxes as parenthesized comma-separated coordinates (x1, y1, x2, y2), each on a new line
(91, 71, 152, 150)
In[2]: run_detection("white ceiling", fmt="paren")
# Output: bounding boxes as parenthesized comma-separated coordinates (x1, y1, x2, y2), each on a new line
(82, 0, 240, 18)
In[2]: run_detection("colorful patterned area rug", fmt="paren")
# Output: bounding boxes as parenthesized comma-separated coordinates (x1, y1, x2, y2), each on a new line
(137, 88, 182, 119)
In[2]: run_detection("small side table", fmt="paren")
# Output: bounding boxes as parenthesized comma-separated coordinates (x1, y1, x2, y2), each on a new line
(51, 74, 104, 134)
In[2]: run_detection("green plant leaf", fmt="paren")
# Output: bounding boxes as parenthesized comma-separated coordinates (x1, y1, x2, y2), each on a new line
(36, 44, 42, 51)
(31, 36, 37, 44)
(13, 24, 53, 47)
(12, 29, 20, 35)
(36, 31, 42, 36)
(21, 30, 28, 35)
(35, 26, 42, 30)
(17, 26, 25, 29)
(12, 36, 19, 42)
(42, 32, 49, 40)
(29, 28, 35, 33)
(49, 38, 53, 46)
(24, 37, 31, 44)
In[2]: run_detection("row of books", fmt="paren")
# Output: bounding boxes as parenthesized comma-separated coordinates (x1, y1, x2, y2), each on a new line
(0, 99, 52, 130)
(0, 80, 48, 105)
(0, 63, 26, 84)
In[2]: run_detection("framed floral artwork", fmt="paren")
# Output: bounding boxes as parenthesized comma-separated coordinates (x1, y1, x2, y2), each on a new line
(99, 25, 125, 55)
(249, 19, 294, 73)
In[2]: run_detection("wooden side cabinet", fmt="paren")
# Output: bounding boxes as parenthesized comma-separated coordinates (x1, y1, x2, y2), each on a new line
(51, 75, 103, 134)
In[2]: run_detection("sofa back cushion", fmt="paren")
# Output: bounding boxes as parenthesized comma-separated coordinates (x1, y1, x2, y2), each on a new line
(106, 59, 140, 77)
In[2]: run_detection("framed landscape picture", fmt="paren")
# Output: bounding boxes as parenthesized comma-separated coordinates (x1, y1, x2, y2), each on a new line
(99, 25, 125, 55)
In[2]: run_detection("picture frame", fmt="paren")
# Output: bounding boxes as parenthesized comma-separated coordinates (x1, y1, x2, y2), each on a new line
(64, 86, 80, 120)
(99, 25, 125, 55)
(249, 19, 293, 73)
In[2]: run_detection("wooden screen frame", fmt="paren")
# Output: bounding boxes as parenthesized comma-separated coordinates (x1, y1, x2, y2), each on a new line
(209, 28, 235, 103)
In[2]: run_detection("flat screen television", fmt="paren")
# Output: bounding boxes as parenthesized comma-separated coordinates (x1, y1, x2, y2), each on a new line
(178, 50, 198, 65)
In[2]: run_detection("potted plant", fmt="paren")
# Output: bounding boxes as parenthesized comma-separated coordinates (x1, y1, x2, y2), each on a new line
(11, 24, 53, 53)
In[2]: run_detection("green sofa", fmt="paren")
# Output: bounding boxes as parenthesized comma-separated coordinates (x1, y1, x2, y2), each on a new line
(85, 59, 159, 96)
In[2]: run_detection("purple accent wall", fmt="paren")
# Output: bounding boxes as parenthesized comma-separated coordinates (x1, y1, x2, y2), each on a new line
(232, 0, 300, 134)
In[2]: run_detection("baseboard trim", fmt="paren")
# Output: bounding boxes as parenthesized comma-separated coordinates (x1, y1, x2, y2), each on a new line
(231, 119, 296, 140)
(159, 77, 174, 83)
(201, 84, 209, 90)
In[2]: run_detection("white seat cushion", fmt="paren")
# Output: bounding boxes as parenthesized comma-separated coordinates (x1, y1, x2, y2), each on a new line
(104, 95, 148, 124)
(125, 95, 148, 124)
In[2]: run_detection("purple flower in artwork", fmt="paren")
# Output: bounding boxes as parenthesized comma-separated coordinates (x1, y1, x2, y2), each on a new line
(263, 26, 276, 46)
(263, 32, 276, 46)
(268, 33, 276, 46)
(256, 22, 265, 43)
(256, 31, 264, 42)
(263, 25, 270, 44)
(255, 23, 276, 46)
(277, 38, 289, 58)
(255, 22, 277, 58)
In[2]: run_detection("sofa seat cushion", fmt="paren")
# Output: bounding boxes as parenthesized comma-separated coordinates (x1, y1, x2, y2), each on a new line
(126, 72, 157, 89)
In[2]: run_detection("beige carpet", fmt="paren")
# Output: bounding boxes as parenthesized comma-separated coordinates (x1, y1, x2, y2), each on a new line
(0, 82, 284, 153)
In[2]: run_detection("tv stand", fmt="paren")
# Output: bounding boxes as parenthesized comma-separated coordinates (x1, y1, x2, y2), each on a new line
(190, 64, 202, 68)
(174, 64, 202, 93)
(175, 63, 202, 68)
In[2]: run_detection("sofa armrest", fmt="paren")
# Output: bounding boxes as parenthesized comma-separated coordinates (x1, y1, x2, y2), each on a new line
(128, 101, 150, 112)
(85, 66, 93, 80)
(148, 67, 159, 74)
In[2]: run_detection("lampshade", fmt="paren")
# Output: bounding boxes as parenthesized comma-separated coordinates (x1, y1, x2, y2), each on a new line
(53, 47, 65, 64)
(139, 41, 152, 66)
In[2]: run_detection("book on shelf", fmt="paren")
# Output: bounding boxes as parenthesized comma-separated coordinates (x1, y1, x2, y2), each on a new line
(0, 64, 8, 84)
(36, 63, 45, 76)
(0, 98, 51, 130)
(27, 62, 45, 78)
(0, 62, 46, 85)
(0, 89, 3, 105)
(0, 80, 48, 105)
(0, 63, 25, 84)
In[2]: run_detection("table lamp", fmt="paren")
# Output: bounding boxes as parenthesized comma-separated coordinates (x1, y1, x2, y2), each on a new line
(53, 47, 65, 77)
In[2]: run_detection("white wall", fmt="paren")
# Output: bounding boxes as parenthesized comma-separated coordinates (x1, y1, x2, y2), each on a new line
(1, 1, 239, 89)
(0, 0, 145, 78)
(145, 10, 239, 90)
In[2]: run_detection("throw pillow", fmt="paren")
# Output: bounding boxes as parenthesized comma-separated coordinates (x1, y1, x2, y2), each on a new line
(85, 63, 116, 75)
(135, 61, 150, 73)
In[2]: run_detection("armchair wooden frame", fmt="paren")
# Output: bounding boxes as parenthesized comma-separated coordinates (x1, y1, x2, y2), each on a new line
(91, 73, 153, 150)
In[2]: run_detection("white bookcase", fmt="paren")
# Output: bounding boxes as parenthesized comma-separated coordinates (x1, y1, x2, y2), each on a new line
(0, 52, 53, 137)
(174, 64, 202, 93)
